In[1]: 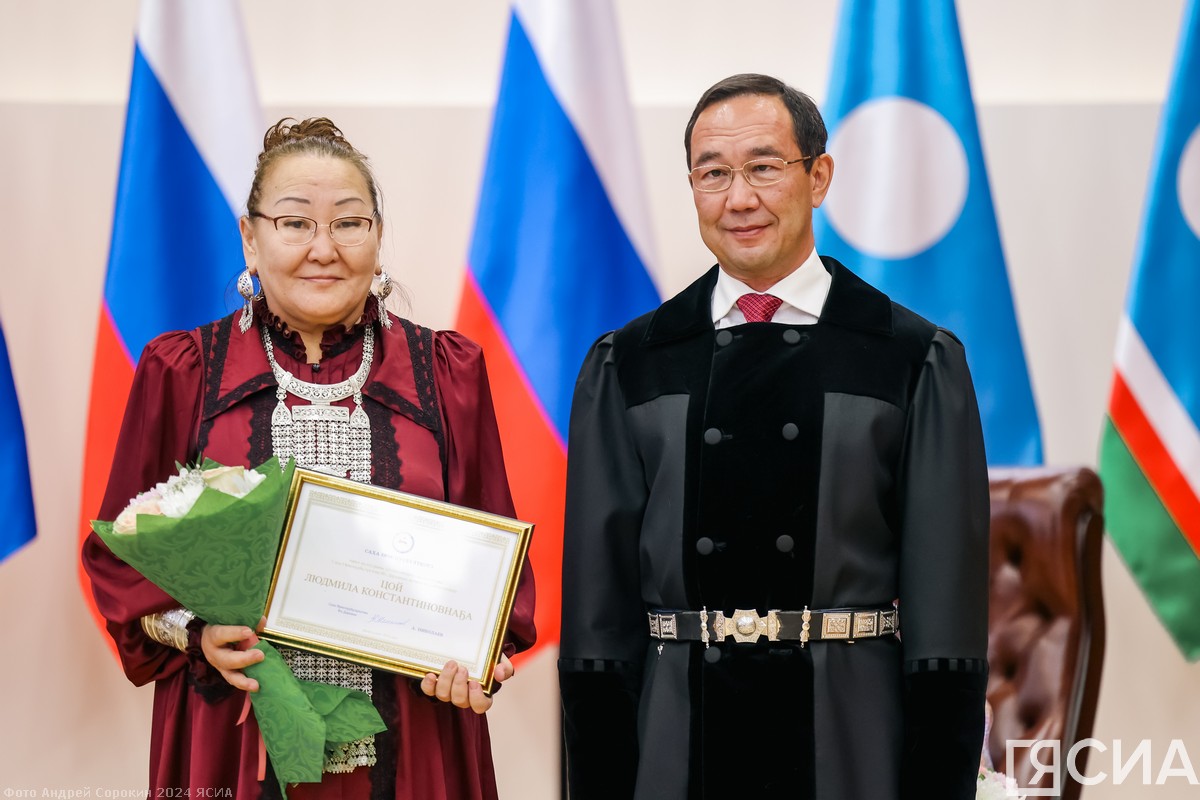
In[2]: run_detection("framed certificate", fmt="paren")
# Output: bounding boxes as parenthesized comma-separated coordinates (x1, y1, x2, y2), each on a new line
(261, 468, 533, 694)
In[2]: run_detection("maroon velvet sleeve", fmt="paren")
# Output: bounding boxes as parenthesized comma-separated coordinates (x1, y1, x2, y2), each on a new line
(80, 330, 205, 686)
(433, 330, 537, 656)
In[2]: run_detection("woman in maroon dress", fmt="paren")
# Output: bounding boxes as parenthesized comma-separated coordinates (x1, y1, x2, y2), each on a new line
(82, 117, 536, 799)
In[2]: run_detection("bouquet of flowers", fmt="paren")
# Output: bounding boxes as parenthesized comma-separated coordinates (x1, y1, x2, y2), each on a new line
(92, 457, 386, 794)
(977, 767, 1024, 799)
(977, 700, 1025, 799)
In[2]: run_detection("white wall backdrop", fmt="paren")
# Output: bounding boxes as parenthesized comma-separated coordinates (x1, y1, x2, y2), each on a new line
(1, 1, 1198, 798)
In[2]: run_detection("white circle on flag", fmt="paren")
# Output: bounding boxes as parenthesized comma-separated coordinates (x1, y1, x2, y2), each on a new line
(823, 97, 969, 260)
(1179, 125, 1200, 241)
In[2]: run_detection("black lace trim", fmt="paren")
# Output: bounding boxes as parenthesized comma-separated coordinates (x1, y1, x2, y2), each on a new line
(253, 295, 381, 362)
(366, 397, 401, 490)
(197, 307, 422, 492)
(369, 673, 399, 800)
(402, 319, 440, 433)
(367, 383, 428, 431)
(196, 314, 275, 460)
(260, 761, 284, 800)
(183, 617, 235, 705)
(379, 321, 443, 435)
(365, 321, 440, 432)
(196, 315, 233, 455)
(247, 392, 276, 466)
(366, 319, 446, 495)
(207, 375, 276, 419)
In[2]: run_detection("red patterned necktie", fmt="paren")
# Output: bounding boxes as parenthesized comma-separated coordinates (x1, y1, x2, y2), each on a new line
(736, 293, 784, 323)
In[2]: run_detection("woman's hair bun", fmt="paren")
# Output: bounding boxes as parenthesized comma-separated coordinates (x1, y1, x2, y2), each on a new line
(262, 117, 351, 153)
(246, 116, 380, 216)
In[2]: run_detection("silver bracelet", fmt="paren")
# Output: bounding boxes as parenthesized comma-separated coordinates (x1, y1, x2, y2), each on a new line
(139, 607, 196, 651)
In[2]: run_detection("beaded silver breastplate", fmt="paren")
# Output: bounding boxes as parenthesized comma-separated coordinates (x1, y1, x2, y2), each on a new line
(260, 325, 374, 482)
(260, 324, 378, 773)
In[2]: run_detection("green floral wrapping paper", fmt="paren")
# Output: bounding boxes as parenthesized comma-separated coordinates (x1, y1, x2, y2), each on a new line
(93, 456, 386, 793)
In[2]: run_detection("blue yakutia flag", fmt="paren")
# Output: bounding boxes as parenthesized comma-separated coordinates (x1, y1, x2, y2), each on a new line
(0, 322, 36, 562)
(80, 0, 262, 634)
(1100, 0, 1200, 660)
(814, 0, 1042, 465)
(456, 0, 660, 652)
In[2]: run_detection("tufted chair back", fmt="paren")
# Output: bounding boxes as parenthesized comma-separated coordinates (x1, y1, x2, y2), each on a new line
(985, 466, 1106, 799)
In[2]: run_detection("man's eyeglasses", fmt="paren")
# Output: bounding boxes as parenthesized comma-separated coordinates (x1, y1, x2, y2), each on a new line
(249, 212, 377, 246)
(688, 156, 814, 193)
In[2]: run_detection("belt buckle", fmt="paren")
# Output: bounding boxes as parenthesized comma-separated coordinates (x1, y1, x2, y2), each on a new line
(719, 609, 781, 643)
(821, 611, 853, 640)
(648, 612, 678, 640)
(852, 610, 879, 638)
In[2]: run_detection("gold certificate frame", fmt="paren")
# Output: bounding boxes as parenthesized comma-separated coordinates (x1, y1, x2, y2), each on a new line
(261, 468, 533, 694)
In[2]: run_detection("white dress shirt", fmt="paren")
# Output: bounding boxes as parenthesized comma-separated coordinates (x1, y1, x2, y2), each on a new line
(711, 250, 832, 329)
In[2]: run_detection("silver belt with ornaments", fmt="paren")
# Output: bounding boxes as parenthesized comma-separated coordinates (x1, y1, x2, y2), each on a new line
(647, 605, 898, 646)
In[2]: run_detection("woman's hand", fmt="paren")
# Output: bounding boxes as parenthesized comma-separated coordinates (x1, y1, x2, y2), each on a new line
(420, 654, 515, 714)
(200, 621, 265, 692)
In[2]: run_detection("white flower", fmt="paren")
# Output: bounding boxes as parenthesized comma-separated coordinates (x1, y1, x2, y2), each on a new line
(977, 768, 1024, 800)
(112, 489, 162, 535)
(111, 463, 267, 535)
(155, 468, 205, 518)
(201, 464, 266, 498)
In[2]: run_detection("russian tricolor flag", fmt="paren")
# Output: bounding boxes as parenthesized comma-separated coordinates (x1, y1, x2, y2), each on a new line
(455, 0, 660, 659)
(1100, 0, 1200, 661)
(0, 321, 36, 563)
(78, 0, 262, 636)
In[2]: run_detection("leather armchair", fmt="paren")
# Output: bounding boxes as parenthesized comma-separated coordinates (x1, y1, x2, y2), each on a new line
(985, 466, 1106, 799)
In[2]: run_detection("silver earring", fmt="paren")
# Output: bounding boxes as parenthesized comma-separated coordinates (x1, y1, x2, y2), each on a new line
(237, 268, 256, 333)
(374, 270, 393, 330)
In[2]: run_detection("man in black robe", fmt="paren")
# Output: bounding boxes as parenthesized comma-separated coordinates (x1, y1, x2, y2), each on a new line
(559, 73, 989, 800)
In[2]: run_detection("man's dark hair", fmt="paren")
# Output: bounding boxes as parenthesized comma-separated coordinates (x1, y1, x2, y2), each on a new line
(684, 73, 827, 172)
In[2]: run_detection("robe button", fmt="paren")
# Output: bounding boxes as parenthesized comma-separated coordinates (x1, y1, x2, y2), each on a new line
(781, 422, 799, 440)
(715, 330, 733, 347)
(782, 329, 802, 345)
(703, 647, 722, 664)
(695, 537, 715, 555)
(703, 427, 723, 445)
(776, 535, 795, 553)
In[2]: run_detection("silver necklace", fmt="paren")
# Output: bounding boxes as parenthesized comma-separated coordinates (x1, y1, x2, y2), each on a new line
(260, 323, 379, 774)
(260, 324, 375, 482)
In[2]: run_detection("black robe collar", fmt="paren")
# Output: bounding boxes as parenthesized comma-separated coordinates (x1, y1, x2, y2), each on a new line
(642, 256, 894, 346)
